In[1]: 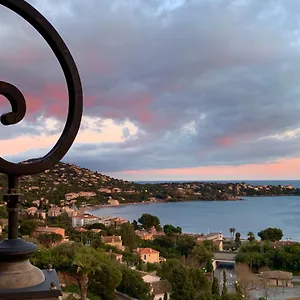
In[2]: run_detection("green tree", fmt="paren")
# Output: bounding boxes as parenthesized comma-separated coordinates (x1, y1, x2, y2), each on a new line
(212, 276, 220, 296)
(118, 267, 153, 300)
(158, 259, 182, 281)
(37, 233, 63, 248)
(189, 268, 211, 296)
(132, 220, 140, 230)
(138, 214, 161, 231)
(120, 223, 137, 250)
(89, 262, 122, 300)
(163, 224, 182, 235)
(222, 269, 228, 298)
(247, 232, 255, 243)
(257, 228, 283, 242)
(123, 251, 140, 267)
(188, 245, 213, 268)
(229, 228, 236, 239)
(71, 246, 106, 300)
(85, 223, 106, 230)
(229, 228, 234, 239)
(170, 265, 194, 300)
(206, 259, 214, 273)
(0, 205, 8, 218)
(19, 219, 39, 236)
(235, 232, 241, 247)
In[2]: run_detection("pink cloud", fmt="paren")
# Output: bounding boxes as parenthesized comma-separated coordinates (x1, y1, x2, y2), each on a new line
(118, 158, 300, 179)
(2, 48, 46, 67)
(217, 137, 234, 147)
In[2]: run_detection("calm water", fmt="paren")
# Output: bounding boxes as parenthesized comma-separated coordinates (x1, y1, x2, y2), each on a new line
(92, 196, 300, 241)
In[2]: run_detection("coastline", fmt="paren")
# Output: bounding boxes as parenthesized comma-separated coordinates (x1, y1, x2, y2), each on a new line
(85, 199, 168, 212)
(85, 197, 243, 212)
(84, 194, 299, 213)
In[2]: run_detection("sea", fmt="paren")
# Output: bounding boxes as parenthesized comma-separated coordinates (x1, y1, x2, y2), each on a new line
(92, 180, 300, 241)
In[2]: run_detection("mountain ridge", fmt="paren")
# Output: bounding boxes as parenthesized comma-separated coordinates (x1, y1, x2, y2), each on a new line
(0, 161, 299, 209)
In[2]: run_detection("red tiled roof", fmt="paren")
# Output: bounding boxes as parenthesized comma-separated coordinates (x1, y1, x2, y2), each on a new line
(102, 235, 122, 243)
(135, 247, 159, 255)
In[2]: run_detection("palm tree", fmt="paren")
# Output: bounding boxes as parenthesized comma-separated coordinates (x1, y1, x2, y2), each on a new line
(229, 228, 236, 239)
(247, 232, 255, 243)
(232, 228, 236, 238)
(72, 246, 106, 300)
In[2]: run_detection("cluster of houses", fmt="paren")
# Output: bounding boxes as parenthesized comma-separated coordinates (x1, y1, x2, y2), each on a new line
(71, 213, 128, 228)
(19, 215, 170, 299)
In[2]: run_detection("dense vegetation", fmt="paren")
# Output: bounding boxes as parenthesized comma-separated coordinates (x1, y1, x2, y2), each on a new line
(236, 228, 300, 274)
(3, 208, 293, 299)
(0, 162, 299, 209)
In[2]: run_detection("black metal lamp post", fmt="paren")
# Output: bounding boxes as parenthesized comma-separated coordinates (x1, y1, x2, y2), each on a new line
(0, 1, 83, 299)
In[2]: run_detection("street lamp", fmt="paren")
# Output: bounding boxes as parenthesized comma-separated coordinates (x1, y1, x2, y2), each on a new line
(0, 0, 83, 299)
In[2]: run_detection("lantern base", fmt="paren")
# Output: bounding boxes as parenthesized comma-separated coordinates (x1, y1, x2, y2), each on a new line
(0, 269, 62, 299)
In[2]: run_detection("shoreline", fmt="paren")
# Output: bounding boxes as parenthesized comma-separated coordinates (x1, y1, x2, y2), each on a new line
(86, 197, 243, 212)
(84, 194, 300, 213)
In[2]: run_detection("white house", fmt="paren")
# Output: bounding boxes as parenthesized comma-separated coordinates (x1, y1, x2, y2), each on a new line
(71, 214, 100, 228)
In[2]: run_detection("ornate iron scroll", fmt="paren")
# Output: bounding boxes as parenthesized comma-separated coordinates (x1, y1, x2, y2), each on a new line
(0, 0, 83, 296)
(0, 0, 83, 176)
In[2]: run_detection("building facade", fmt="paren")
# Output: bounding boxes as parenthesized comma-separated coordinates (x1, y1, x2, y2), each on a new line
(135, 248, 160, 263)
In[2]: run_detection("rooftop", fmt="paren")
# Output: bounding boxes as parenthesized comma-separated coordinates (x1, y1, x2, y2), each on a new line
(102, 235, 122, 243)
(135, 247, 160, 255)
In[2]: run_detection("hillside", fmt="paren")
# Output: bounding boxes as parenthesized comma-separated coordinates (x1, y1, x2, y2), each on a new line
(0, 162, 142, 207)
(0, 162, 299, 209)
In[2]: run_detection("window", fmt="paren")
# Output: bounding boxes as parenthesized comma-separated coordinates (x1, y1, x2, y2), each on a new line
(144, 255, 147, 260)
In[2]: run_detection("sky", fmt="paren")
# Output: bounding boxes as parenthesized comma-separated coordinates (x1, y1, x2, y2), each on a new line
(1, 0, 300, 181)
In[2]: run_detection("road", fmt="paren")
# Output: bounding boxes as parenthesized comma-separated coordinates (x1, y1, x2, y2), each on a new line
(214, 262, 237, 294)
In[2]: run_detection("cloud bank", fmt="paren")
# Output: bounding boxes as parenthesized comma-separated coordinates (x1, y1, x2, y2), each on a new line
(1, 0, 300, 180)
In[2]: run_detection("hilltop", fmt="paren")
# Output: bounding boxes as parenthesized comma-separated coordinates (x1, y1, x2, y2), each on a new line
(0, 162, 299, 208)
(0, 162, 139, 207)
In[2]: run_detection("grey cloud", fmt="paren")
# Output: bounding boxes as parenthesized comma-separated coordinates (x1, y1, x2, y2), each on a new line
(1, 0, 300, 172)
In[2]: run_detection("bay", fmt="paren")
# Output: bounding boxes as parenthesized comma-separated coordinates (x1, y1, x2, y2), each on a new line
(92, 195, 300, 241)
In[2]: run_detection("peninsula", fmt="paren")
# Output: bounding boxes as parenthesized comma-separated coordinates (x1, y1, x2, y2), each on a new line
(0, 162, 298, 211)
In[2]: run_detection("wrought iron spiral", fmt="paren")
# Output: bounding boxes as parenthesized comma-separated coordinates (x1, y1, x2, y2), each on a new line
(0, 0, 83, 176)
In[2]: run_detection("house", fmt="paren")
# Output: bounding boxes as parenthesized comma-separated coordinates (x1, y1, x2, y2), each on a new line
(107, 252, 123, 263)
(72, 214, 100, 228)
(110, 217, 128, 226)
(148, 227, 165, 238)
(197, 232, 223, 251)
(33, 226, 65, 240)
(108, 199, 120, 206)
(65, 193, 79, 201)
(75, 227, 88, 233)
(62, 206, 76, 217)
(99, 216, 115, 227)
(150, 280, 171, 300)
(101, 235, 124, 251)
(141, 273, 161, 283)
(79, 191, 96, 197)
(91, 228, 102, 233)
(98, 188, 112, 193)
(27, 207, 38, 216)
(0, 219, 8, 228)
(135, 230, 154, 241)
(48, 206, 61, 217)
(135, 248, 160, 263)
(138, 272, 171, 300)
(260, 270, 293, 287)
